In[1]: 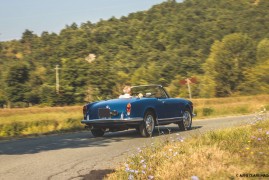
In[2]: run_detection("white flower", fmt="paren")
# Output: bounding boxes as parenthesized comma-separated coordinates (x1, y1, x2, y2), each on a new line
(125, 167, 130, 172)
(128, 174, 134, 180)
(177, 137, 185, 142)
(148, 175, 154, 180)
(191, 176, 200, 180)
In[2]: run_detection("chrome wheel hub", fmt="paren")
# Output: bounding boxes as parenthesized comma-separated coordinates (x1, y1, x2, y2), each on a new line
(145, 115, 154, 134)
(183, 111, 191, 128)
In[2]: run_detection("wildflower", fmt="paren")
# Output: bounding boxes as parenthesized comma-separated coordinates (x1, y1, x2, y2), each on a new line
(141, 170, 146, 174)
(266, 131, 269, 135)
(173, 152, 178, 156)
(177, 137, 184, 142)
(191, 176, 200, 180)
(140, 159, 145, 164)
(169, 149, 173, 152)
(148, 175, 154, 180)
(142, 164, 147, 169)
(137, 148, 142, 153)
(125, 167, 130, 172)
(246, 147, 250, 150)
(128, 174, 134, 180)
(257, 138, 262, 141)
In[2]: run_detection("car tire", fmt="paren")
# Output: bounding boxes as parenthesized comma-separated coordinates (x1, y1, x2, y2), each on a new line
(139, 111, 155, 137)
(178, 109, 192, 131)
(91, 128, 105, 137)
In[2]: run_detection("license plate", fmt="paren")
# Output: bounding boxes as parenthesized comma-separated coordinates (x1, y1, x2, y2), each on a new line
(98, 108, 110, 118)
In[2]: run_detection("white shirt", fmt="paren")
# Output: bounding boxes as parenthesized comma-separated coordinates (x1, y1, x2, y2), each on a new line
(119, 93, 132, 98)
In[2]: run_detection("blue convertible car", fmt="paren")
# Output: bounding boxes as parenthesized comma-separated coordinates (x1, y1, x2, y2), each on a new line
(81, 85, 194, 137)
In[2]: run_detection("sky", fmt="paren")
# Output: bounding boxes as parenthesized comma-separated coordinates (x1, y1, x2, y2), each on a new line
(0, 0, 182, 42)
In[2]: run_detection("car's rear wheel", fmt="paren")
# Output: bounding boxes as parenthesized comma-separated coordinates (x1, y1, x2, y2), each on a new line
(91, 128, 105, 137)
(139, 111, 155, 137)
(178, 109, 192, 131)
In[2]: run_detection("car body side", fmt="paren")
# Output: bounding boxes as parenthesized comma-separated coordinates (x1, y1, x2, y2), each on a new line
(82, 97, 193, 128)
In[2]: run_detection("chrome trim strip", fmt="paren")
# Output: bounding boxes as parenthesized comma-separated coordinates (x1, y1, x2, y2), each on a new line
(81, 117, 143, 124)
(158, 117, 183, 121)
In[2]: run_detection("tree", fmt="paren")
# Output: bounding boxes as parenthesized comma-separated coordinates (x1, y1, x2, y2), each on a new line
(199, 41, 220, 98)
(5, 63, 30, 103)
(206, 33, 256, 96)
(257, 38, 269, 63)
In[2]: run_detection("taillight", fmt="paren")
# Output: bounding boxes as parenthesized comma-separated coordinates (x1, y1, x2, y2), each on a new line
(83, 105, 87, 118)
(126, 103, 131, 115)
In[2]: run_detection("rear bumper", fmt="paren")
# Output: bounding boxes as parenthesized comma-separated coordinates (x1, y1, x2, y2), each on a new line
(81, 117, 143, 125)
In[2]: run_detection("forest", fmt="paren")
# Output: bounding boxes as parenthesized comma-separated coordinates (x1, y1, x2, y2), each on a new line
(0, 0, 268, 107)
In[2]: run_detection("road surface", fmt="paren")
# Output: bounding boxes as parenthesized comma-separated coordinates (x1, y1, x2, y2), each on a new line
(0, 115, 257, 180)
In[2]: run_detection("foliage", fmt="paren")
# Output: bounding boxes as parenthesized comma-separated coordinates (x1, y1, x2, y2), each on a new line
(107, 114, 269, 180)
(0, 0, 269, 105)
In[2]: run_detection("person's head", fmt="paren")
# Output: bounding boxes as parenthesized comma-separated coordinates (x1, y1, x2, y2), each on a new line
(123, 86, 131, 94)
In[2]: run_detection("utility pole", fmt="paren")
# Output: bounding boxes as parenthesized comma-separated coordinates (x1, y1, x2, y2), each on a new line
(55, 65, 60, 94)
(186, 78, 192, 99)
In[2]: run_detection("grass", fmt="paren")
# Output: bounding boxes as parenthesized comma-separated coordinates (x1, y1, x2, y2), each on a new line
(0, 106, 84, 138)
(192, 94, 269, 118)
(0, 95, 268, 138)
(106, 111, 269, 180)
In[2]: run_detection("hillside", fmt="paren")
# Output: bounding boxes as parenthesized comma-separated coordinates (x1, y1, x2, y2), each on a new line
(0, 0, 269, 107)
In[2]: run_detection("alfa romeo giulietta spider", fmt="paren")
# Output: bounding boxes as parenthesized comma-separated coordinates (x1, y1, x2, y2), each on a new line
(81, 85, 194, 137)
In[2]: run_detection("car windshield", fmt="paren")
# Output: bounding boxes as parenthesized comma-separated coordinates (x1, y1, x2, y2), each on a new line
(131, 85, 168, 98)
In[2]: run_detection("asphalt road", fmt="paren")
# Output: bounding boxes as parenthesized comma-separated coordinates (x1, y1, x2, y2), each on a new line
(0, 115, 257, 180)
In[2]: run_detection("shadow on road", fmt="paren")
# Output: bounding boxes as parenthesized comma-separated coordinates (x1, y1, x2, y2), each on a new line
(0, 125, 202, 155)
(79, 169, 115, 180)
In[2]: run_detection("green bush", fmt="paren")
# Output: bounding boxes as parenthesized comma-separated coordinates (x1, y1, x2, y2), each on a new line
(202, 107, 214, 116)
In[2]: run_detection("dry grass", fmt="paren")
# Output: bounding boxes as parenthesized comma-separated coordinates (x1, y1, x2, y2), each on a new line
(0, 106, 83, 138)
(106, 112, 269, 180)
(192, 94, 269, 118)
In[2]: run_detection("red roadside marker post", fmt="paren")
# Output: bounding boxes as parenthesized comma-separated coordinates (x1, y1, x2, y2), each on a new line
(180, 77, 197, 99)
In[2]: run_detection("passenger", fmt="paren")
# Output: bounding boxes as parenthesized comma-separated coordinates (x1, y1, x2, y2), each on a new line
(119, 86, 132, 98)
(137, 93, 143, 98)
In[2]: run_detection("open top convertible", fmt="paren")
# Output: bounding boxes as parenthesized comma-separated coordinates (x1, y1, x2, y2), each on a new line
(82, 85, 194, 137)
